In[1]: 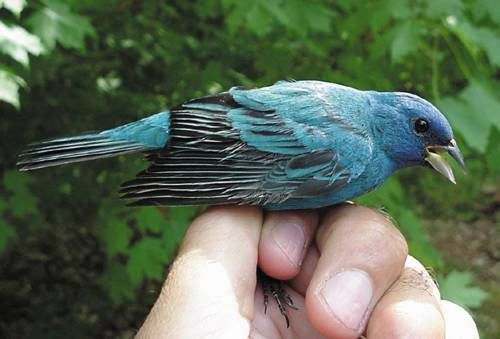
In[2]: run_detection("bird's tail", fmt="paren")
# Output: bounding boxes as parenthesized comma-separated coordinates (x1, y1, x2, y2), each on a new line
(17, 111, 170, 171)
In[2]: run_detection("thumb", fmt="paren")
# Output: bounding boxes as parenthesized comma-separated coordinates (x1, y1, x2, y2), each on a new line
(136, 206, 263, 339)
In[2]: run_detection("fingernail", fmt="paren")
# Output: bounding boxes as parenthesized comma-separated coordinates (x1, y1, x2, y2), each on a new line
(320, 269, 373, 331)
(271, 219, 306, 268)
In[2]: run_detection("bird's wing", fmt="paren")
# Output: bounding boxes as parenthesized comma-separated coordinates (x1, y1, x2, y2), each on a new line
(229, 81, 373, 178)
(121, 81, 373, 207)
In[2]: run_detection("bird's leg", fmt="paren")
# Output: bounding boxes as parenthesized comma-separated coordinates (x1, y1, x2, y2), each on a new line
(258, 269, 297, 328)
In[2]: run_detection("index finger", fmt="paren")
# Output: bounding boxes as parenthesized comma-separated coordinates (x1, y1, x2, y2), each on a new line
(136, 206, 263, 339)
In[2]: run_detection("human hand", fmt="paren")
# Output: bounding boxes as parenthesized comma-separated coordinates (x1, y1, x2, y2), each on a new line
(136, 204, 479, 338)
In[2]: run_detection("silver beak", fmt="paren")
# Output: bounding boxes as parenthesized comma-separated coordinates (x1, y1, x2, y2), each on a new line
(447, 138, 466, 170)
(424, 139, 465, 184)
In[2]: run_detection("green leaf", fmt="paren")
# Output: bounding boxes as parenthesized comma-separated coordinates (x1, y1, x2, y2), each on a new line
(390, 0, 411, 19)
(27, 0, 96, 52)
(126, 238, 169, 285)
(166, 207, 197, 244)
(398, 210, 442, 268)
(300, 1, 334, 33)
(100, 221, 131, 257)
(224, 1, 253, 34)
(0, 199, 6, 214)
(391, 21, 422, 62)
(245, 2, 273, 37)
(0, 0, 26, 17)
(100, 260, 136, 304)
(460, 80, 500, 130)
(439, 97, 491, 152)
(0, 21, 44, 67)
(169, 207, 198, 228)
(224, 0, 333, 37)
(475, 28, 500, 67)
(439, 270, 489, 309)
(0, 69, 25, 109)
(472, 0, 500, 25)
(3, 170, 37, 217)
(439, 80, 500, 152)
(369, 1, 393, 33)
(454, 21, 500, 68)
(260, 0, 291, 28)
(0, 218, 17, 253)
(4, 170, 32, 194)
(486, 127, 500, 175)
(424, 0, 462, 19)
(146, 207, 198, 265)
(135, 207, 166, 233)
(370, 27, 397, 59)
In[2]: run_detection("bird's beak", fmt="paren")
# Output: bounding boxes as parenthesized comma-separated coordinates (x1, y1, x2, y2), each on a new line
(424, 139, 465, 184)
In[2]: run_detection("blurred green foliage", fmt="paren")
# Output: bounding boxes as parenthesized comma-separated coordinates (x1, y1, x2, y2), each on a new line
(440, 270, 489, 309)
(1, 0, 498, 337)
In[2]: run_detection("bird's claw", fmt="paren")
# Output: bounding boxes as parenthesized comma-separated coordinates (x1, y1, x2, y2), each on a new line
(259, 270, 297, 328)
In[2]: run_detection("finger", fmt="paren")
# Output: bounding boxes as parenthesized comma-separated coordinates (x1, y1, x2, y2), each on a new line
(305, 204, 408, 339)
(136, 206, 263, 339)
(251, 285, 324, 339)
(258, 210, 318, 280)
(441, 300, 480, 339)
(289, 244, 320, 295)
(366, 255, 445, 338)
(404, 255, 441, 299)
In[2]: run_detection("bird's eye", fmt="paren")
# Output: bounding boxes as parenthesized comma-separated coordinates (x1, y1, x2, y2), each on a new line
(414, 118, 429, 134)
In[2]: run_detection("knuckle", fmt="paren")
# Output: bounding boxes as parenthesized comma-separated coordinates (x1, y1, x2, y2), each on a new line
(365, 207, 409, 262)
(390, 266, 437, 298)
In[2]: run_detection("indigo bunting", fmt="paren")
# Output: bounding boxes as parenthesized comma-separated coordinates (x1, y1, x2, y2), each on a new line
(18, 80, 466, 326)
(18, 80, 465, 209)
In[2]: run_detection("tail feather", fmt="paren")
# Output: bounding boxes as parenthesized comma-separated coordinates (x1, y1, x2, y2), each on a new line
(17, 111, 170, 171)
(17, 135, 149, 171)
(22, 137, 141, 155)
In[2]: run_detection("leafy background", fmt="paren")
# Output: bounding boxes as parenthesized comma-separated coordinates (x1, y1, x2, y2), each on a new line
(1, 0, 498, 337)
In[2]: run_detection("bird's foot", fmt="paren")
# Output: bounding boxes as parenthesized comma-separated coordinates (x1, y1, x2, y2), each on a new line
(258, 270, 297, 328)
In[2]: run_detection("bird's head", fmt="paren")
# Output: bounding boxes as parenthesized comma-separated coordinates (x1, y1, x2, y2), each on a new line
(370, 91, 465, 183)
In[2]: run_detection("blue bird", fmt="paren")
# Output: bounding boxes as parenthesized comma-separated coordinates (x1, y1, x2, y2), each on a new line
(17, 80, 465, 210)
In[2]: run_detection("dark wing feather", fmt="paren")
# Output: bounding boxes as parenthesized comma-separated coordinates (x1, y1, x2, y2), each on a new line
(121, 91, 353, 207)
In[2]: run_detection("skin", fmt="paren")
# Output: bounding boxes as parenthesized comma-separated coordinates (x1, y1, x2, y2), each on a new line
(136, 204, 479, 339)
